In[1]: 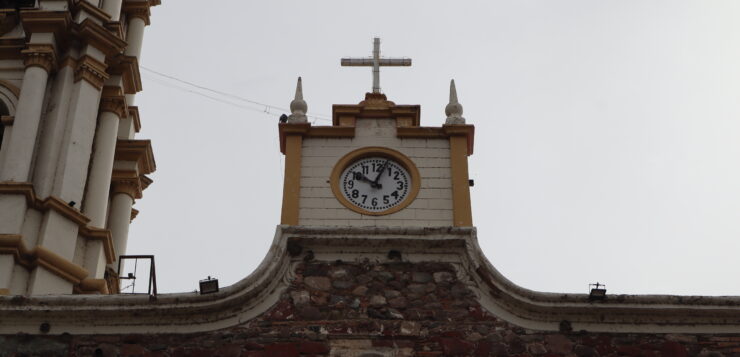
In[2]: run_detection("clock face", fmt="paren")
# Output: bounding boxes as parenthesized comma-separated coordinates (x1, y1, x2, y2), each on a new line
(339, 157, 411, 212)
(330, 147, 420, 216)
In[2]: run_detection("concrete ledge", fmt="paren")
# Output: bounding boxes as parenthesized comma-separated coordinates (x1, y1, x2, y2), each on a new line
(0, 225, 739, 334)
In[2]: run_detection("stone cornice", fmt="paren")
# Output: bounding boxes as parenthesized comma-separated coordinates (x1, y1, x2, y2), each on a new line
(21, 43, 56, 72)
(106, 54, 141, 94)
(0, 182, 116, 265)
(74, 54, 108, 89)
(0, 235, 93, 288)
(332, 92, 421, 127)
(122, 0, 152, 25)
(99, 85, 127, 118)
(19, 10, 72, 39)
(76, 18, 127, 57)
(114, 139, 156, 175)
(128, 106, 141, 132)
(104, 21, 125, 40)
(2, 226, 740, 334)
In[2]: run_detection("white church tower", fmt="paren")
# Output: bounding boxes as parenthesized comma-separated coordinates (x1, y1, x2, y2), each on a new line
(279, 38, 474, 229)
(0, 0, 159, 295)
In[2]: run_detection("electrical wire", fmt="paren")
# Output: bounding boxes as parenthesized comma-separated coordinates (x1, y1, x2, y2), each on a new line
(140, 66, 332, 122)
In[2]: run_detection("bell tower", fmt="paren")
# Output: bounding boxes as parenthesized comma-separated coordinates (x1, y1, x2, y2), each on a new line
(0, 0, 159, 295)
(279, 38, 474, 228)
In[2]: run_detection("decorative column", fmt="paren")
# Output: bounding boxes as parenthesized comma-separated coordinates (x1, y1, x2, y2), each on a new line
(0, 44, 55, 182)
(108, 172, 138, 268)
(82, 87, 126, 228)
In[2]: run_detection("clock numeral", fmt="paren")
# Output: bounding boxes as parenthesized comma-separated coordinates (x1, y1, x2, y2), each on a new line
(361, 195, 368, 204)
(394, 171, 400, 180)
(387, 167, 392, 176)
(352, 190, 359, 198)
(396, 181, 404, 190)
(371, 197, 378, 207)
(391, 191, 399, 200)
(347, 180, 354, 189)
(362, 165, 369, 174)
(383, 195, 389, 204)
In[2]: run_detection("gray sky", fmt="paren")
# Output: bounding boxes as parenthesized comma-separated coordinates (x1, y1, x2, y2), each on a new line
(129, 0, 740, 295)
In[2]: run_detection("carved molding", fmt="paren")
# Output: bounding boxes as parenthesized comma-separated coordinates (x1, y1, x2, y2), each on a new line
(21, 44, 56, 72)
(122, 0, 152, 25)
(107, 54, 142, 94)
(99, 86, 127, 118)
(0, 182, 116, 265)
(128, 106, 141, 133)
(114, 139, 156, 175)
(111, 169, 142, 199)
(74, 54, 109, 89)
(77, 18, 127, 56)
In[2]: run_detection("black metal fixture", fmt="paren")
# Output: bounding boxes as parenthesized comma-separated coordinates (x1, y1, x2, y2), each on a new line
(199, 276, 219, 295)
(118, 255, 157, 296)
(588, 282, 607, 301)
(468, 179, 474, 187)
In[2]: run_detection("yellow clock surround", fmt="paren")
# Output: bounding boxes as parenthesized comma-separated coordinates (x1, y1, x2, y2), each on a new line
(330, 147, 421, 216)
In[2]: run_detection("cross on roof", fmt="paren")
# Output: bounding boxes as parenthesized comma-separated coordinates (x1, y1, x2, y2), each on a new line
(341, 38, 412, 94)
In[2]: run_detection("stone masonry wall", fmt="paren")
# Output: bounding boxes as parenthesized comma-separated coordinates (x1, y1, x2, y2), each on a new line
(1, 260, 739, 356)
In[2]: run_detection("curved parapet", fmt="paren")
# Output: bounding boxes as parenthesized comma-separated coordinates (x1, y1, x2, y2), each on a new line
(1, 225, 740, 336)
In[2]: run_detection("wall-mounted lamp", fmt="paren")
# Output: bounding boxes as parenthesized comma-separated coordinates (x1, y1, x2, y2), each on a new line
(199, 276, 219, 295)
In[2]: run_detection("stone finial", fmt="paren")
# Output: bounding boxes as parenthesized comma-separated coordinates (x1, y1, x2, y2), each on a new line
(445, 79, 465, 124)
(288, 77, 308, 123)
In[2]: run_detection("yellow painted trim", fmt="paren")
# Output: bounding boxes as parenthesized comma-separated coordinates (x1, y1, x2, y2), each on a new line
(280, 134, 303, 225)
(0, 234, 92, 286)
(36, 246, 89, 284)
(449, 136, 473, 226)
(0, 184, 116, 264)
(76, 278, 109, 294)
(330, 147, 421, 216)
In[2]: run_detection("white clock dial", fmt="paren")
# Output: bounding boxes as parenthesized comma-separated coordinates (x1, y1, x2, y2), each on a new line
(339, 157, 411, 212)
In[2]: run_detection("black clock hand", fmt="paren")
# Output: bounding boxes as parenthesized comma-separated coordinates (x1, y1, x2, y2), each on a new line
(372, 160, 390, 188)
(353, 172, 375, 185)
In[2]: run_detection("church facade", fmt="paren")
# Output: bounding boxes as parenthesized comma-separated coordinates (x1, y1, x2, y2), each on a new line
(0, 0, 157, 296)
(1, 3, 740, 357)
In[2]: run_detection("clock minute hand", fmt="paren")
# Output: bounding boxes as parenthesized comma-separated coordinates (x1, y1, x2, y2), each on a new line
(372, 160, 390, 188)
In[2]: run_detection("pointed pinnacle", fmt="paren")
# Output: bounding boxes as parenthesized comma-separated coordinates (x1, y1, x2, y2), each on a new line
(295, 76, 303, 101)
(449, 79, 458, 104)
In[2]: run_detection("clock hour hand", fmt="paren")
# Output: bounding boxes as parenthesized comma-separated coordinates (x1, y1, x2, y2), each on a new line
(353, 172, 375, 186)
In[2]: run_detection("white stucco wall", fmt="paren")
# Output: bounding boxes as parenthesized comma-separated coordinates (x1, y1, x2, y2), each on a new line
(298, 118, 453, 227)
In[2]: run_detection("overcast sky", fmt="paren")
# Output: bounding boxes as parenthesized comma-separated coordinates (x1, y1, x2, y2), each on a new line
(127, 0, 740, 295)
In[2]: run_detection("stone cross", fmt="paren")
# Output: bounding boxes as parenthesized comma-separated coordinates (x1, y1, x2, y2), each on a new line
(341, 38, 411, 94)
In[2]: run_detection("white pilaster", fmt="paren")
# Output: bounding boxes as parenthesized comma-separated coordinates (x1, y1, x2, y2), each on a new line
(32, 63, 76, 198)
(0, 64, 51, 181)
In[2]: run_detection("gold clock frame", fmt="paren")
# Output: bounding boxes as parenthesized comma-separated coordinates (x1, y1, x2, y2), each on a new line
(330, 147, 421, 216)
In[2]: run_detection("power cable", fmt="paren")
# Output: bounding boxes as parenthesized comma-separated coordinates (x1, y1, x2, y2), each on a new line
(140, 66, 331, 122)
